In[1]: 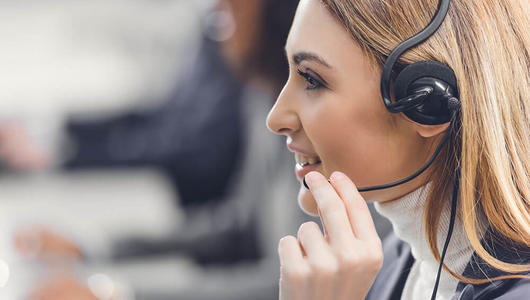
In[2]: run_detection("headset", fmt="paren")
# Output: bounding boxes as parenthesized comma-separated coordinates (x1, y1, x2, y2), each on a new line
(302, 0, 461, 299)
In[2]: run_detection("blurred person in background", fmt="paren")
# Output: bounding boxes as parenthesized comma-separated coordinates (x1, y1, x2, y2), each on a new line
(4, 0, 309, 299)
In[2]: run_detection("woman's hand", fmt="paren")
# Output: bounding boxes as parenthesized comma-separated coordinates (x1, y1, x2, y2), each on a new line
(278, 171, 383, 300)
(13, 226, 83, 262)
(25, 275, 100, 300)
(0, 122, 50, 171)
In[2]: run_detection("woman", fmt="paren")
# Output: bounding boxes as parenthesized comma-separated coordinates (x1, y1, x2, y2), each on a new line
(266, 0, 529, 299)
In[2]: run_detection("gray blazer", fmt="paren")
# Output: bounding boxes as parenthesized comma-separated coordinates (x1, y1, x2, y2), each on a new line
(366, 229, 530, 300)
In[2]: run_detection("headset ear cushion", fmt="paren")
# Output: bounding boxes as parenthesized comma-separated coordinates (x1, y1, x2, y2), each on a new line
(394, 60, 458, 101)
(393, 60, 459, 125)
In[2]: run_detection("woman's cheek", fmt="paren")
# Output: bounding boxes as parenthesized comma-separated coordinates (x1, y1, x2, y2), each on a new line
(297, 186, 319, 216)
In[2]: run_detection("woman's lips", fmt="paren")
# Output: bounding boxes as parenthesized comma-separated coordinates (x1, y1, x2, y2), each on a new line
(286, 143, 322, 181)
(295, 161, 322, 181)
(286, 143, 318, 157)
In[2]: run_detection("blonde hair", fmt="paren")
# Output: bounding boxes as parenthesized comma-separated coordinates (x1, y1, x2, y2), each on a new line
(320, 0, 530, 284)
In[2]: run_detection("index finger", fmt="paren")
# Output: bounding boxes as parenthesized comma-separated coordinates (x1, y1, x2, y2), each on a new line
(304, 171, 356, 250)
(328, 171, 379, 245)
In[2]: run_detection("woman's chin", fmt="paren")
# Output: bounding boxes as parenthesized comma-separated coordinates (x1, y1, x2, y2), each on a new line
(297, 184, 319, 217)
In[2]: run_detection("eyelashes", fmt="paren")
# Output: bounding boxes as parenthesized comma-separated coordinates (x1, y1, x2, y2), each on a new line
(297, 69, 327, 90)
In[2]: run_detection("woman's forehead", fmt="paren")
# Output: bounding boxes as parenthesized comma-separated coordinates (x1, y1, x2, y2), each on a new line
(286, 0, 374, 79)
(286, 0, 341, 56)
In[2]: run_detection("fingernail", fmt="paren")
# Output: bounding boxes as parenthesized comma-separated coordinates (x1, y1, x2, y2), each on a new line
(303, 176, 309, 189)
(330, 171, 345, 180)
(303, 172, 320, 189)
(304, 173, 331, 190)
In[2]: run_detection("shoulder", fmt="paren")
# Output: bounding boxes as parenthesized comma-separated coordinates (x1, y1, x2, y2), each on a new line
(456, 227, 530, 300)
(456, 276, 530, 300)
(496, 277, 530, 299)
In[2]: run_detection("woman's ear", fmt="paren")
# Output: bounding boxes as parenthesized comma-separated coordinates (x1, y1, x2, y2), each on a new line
(414, 122, 451, 138)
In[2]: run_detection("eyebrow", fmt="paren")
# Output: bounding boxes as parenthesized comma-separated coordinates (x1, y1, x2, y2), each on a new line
(291, 51, 333, 69)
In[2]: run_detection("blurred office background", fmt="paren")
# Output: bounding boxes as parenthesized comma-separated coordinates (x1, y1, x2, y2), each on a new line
(0, 1, 391, 299)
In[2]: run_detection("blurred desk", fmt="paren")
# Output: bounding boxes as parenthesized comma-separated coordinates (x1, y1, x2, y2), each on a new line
(0, 169, 181, 299)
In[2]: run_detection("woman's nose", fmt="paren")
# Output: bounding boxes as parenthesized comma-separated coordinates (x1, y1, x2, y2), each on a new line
(266, 88, 300, 136)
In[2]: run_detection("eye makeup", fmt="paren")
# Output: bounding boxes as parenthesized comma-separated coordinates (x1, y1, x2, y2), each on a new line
(297, 68, 328, 90)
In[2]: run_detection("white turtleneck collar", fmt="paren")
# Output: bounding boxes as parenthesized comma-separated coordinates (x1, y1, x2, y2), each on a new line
(373, 182, 475, 300)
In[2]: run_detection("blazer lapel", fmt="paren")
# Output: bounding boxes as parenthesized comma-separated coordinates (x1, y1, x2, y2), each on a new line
(367, 233, 415, 300)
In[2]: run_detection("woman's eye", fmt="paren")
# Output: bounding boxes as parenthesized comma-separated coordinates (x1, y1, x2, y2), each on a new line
(297, 70, 324, 90)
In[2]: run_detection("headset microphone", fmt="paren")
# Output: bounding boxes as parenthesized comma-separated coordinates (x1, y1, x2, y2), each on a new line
(302, 0, 460, 299)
